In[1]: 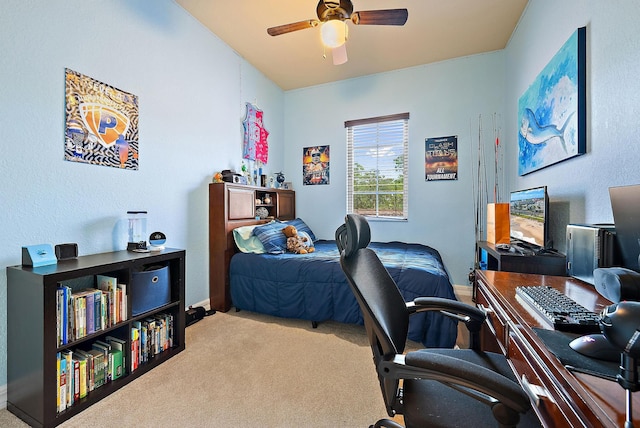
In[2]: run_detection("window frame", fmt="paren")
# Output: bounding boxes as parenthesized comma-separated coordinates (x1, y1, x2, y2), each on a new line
(345, 112, 409, 221)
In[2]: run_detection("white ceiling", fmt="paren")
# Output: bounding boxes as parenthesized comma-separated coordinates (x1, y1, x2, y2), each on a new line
(175, 0, 528, 91)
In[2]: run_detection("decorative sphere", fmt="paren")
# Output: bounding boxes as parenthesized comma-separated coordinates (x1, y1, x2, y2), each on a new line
(256, 207, 269, 219)
(276, 172, 285, 183)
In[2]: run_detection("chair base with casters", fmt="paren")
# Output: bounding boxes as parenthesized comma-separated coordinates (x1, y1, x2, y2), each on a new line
(335, 214, 541, 427)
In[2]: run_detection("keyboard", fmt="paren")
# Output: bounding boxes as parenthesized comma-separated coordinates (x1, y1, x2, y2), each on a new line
(515, 285, 601, 333)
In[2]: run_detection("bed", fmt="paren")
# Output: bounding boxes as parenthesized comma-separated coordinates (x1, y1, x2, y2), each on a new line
(230, 227, 458, 348)
(208, 183, 458, 348)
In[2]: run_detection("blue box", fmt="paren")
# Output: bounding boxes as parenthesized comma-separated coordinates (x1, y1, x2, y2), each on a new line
(131, 265, 171, 316)
(479, 248, 488, 270)
(22, 244, 57, 267)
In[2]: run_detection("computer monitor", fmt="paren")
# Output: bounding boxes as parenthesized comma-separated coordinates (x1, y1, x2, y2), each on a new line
(609, 184, 640, 272)
(509, 186, 549, 249)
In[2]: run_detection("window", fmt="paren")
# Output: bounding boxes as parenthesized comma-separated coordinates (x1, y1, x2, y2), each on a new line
(345, 113, 409, 220)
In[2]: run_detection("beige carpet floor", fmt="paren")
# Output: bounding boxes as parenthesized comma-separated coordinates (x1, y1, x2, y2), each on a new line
(2, 310, 422, 427)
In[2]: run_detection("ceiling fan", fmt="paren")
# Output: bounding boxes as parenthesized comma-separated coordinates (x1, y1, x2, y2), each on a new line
(267, 0, 408, 65)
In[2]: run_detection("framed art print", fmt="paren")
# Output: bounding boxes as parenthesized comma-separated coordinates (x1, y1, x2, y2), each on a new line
(64, 68, 139, 170)
(303, 145, 330, 185)
(425, 135, 458, 181)
(518, 27, 586, 175)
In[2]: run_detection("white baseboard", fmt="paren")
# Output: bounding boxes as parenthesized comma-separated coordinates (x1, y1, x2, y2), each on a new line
(188, 298, 211, 311)
(1, 383, 7, 409)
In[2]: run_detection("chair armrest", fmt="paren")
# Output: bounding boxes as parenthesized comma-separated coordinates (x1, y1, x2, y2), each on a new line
(379, 352, 531, 414)
(407, 297, 486, 334)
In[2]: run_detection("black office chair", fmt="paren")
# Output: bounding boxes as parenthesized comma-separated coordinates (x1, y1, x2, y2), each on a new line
(336, 214, 538, 428)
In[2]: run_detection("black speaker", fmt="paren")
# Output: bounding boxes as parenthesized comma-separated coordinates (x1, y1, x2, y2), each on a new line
(594, 267, 640, 303)
(186, 306, 215, 326)
(55, 243, 78, 260)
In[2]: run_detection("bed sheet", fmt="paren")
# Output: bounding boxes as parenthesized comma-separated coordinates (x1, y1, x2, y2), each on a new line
(229, 240, 458, 348)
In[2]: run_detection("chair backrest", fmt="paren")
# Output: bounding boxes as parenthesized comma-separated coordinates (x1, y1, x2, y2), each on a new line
(336, 214, 410, 413)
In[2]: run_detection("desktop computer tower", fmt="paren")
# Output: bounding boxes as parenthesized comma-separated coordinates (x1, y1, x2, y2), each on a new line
(566, 224, 618, 285)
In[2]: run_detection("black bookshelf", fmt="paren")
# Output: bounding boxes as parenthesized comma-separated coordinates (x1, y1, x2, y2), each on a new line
(6, 248, 186, 428)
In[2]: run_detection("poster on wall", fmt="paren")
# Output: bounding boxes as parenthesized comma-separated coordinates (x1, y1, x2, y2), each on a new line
(425, 135, 458, 181)
(242, 102, 269, 164)
(303, 145, 330, 185)
(518, 27, 586, 175)
(64, 68, 139, 170)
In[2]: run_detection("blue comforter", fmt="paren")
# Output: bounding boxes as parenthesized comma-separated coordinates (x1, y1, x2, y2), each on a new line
(230, 240, 458, 348)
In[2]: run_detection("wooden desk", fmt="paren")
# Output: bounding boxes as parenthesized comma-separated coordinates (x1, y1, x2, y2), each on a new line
(474, 269, 639, 427)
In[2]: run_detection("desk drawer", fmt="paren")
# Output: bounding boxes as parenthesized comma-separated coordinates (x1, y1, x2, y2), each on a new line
(476, 281, 508, 354)
(508, 329, 585, 427)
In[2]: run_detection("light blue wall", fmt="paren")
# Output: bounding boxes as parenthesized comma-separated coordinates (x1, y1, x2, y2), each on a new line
(3, 0, 640, 403)
(0, 1, 284, 390)
(504, 0, 640, 251)
(285, 53, 507, 287)
(285, 0, 640, 287)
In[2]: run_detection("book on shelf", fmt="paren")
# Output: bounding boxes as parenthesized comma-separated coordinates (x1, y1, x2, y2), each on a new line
(105, 335, 127, 374)
(75, 349, 95, 392)
(87, 349, 105, 388)
(56, 286, 71, 346)
(55, 276, 126, 349)
(131, 326, 140, 372)
(133, 320, 146, 364)
(111, 349, 123, 380)
(144, 318, 156, 358)
(92, 289, 102, 333)
(54, 336, 129, 401)
(157, 313, 172, 351)
(54, 314, 175, 414)
(57, 349, 74, 413)
(92, 340, 112, 383)
(75, 352, 88, 399)
(56, 353, 61, 412)
(155, 313, 174, 351)
(58, 353, 67, 413)
(71, 292, 87, 340)
(61, 350, 73, 410)
(97, 274, 118, 326)
(119, 282, 127, 322)
(68, 294, 76, 342)
(87, 291, 96, 335)
(73, 357, 80, 402)
(100, 292, 108, 331)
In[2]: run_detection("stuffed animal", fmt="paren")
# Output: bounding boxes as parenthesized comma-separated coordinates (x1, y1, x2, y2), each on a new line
(282, 224, 315, 254)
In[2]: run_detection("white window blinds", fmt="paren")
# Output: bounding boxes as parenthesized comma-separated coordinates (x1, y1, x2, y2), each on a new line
(345, 113, 409, 220)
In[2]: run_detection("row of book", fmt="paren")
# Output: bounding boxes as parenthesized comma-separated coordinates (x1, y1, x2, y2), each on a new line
(56, 312, 176, 414)
(131, 313, 175, 372)
(56, 274, 128, 346)
(56, 336, 125, 413)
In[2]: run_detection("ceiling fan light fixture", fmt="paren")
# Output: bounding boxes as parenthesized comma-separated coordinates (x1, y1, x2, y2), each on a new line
(332, 43, 348, 65)
(321, 20, 348, 48)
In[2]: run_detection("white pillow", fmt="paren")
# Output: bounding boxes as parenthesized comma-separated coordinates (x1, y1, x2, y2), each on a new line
(233, 224, 267, 254)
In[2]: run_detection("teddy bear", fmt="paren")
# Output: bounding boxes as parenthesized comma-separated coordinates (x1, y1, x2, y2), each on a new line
(282, 224, 315, 254)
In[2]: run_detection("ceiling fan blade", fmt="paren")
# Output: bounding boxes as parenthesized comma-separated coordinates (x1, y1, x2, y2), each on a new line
(267, 20, 319, 36)
(332, 44, 348, 65)
(351, 9, 408, 26)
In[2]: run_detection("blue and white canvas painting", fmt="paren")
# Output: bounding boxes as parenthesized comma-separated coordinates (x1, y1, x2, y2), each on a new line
(518, 27, 586, 175)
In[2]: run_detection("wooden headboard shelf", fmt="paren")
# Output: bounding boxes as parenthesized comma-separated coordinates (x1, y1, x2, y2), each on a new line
(208, 182, 295, 311)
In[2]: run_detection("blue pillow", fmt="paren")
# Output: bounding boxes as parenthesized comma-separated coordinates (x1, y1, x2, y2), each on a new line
(282, 218, 317, 242)
(252, 221, 288, 254)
